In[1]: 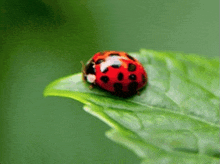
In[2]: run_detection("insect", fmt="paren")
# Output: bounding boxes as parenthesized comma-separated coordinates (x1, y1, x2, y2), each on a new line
(82, 51, 147, 97)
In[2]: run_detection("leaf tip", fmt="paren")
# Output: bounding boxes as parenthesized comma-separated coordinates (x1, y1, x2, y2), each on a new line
(43, 85, 51, 97)
(43, 80, 57, 97)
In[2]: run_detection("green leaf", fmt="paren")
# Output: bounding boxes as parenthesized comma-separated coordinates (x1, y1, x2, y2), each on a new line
(44, 49, 220, 164)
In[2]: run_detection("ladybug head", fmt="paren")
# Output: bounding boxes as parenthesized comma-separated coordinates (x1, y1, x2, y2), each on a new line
(82, 59, 96, 84)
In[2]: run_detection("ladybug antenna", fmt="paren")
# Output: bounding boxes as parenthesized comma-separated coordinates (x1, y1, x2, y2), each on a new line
(80, 61, 85, 68)
(80, 61, 85, 73)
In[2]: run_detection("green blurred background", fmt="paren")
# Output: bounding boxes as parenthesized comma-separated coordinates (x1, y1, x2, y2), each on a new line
(0, 0, 218, 163)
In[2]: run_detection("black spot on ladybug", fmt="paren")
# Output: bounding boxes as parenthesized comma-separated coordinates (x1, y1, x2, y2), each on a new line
(111, 64, 120, 68)
(117, 72, 124, 81)
(126, 54, 135, 61)
(142, 74, 146, 83)
(113, 83, 123, 91)
(102, 67, 108, 73)
(129, 74, 136, 80)
(95, 59, 104, 64)
(128, 82, 138, 92)
(109, 53, 120, 57)
(100, 76, 109, 83)
(128, 63, 136, 72)
(85, 60, 95, 75)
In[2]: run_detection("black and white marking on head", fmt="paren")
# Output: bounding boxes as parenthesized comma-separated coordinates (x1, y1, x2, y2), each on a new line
(101, 67, 108, 73)
(86, 74, 96, 83)
(100, 56, 122, 72)
(85, 59, 95, 75)
(109, 53, 120, 57)
(95, 59, 104, 64)
(84, 59, 96, 83)
(111, 64, 120, 68)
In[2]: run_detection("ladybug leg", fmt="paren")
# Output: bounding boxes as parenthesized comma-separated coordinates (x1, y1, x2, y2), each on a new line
(82, 74, 86, 82)
(89, 84, 94, 89)
(80, 61, 85, 73)
(82, 74, 85, 82)
(82, 77, 87, 83)
(80, 61, 86, 81)
(137, 91, 140, 95)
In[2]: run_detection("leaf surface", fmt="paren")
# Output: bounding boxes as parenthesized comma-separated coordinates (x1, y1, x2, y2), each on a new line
(44, 49, 220, 163)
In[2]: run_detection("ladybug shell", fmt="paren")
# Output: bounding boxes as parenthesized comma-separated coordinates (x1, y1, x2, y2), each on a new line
(84, 51, 147, 96)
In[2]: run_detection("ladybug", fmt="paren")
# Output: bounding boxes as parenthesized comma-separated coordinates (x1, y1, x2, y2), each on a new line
(82, 51, 147, 97)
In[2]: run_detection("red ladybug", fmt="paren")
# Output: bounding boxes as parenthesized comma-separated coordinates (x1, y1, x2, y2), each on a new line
(82, 51, 147, 97)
